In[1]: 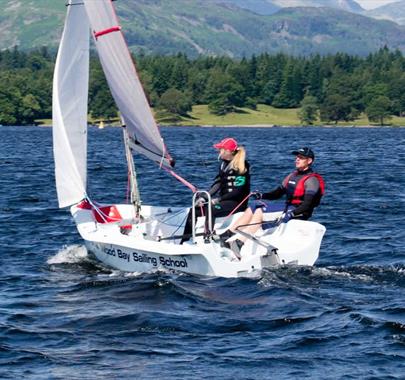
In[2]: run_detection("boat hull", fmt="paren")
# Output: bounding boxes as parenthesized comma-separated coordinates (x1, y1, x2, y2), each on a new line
(84, 240, 279, 278)
(71, 203, 325, 278)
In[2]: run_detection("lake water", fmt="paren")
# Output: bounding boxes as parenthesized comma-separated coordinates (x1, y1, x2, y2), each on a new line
(0, 125, 404, 379)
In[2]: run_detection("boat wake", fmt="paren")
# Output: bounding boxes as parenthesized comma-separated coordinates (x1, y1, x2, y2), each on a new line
(259, 264, 405, 288)
(47, 244, 88, 264)
(47, 244, 405, 289)
(47, 244, 160, 278)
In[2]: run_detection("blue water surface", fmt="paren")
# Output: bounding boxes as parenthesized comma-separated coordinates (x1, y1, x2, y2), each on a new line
(0, 125, 404, 379)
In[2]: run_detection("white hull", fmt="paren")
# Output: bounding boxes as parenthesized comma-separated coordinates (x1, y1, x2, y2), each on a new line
(71, 202, 326, 278)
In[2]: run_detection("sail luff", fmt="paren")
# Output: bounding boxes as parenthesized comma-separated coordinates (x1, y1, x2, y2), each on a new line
(53, 0, 90, 208)
(83, 0, 174, 168)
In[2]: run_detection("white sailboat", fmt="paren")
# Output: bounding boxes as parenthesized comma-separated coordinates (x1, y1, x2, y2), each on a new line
(52, 0, 326, 278)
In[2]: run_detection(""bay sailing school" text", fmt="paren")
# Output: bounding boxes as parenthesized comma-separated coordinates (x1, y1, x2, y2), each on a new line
(103, 247, 188, 268)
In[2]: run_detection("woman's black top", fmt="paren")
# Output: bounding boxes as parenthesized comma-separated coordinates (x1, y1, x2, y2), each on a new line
(209, 160, 250, 207)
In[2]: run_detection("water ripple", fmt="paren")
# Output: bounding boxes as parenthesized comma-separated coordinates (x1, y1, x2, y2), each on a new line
(1, 126, 405, 379)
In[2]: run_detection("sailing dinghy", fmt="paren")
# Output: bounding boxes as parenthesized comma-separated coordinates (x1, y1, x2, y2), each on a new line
(52, 0, 326, 278)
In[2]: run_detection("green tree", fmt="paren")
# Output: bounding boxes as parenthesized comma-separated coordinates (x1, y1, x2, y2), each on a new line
(255, 53, 285, 104)
(138, 68, 159, 106)
(227, 58, 255, 100)
(27, 54, 49, 71)
(261, 79, 278, 105)
(170, 53, 189, 91)
(362, 83, 389, 107)
(89, 62, 117, 120)
(89, 90, 117, 121)
(0, 74, 21, 125)
(387, 72, 405, 116)
(320, 94, 352, 124)
(0, 95, 18, 125)
(187, 67, 208, 104)
(298, 94, 319, 125)
(272, 60, 302, 108)
(20, 94, 41, 124)
(150, 57, 172, 96)
(205, 70, 244, 115)
(366, 96, 392, 125)
(320, 70, 362, 122)
(303, 55, 322, 100)
(158, 88, 192, 116)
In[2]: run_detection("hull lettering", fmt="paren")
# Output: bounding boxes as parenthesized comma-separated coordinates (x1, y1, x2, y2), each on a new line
(159, 256, 188, 268)
(133, 252, 158, 266)
(103, 247, 189, 269)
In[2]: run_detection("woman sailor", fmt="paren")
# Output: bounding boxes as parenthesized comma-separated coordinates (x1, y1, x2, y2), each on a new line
(180, 137, 250, 244)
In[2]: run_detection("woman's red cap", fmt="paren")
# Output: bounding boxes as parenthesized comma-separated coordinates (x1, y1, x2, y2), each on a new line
(213, 137, 238, 151)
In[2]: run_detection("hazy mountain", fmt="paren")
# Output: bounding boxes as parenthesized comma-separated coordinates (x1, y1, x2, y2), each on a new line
(0, 0, 65, 49)
(0, 0, 404, 57)
(215, 0, 281, 16)
(271, 0, 363, 13)
(265, 6, 405, 55)
(365, 1, 405, 25)
(215, 0, 363, 15)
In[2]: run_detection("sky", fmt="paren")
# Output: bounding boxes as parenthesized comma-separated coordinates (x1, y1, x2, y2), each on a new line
(356, 0, 399, 9)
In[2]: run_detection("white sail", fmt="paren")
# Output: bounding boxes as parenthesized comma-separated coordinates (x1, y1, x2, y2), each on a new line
(83, 0, 174, 168)
(53, 0, 90, 208)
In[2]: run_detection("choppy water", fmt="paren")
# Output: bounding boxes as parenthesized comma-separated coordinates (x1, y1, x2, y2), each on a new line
(0, 125, 404, 379)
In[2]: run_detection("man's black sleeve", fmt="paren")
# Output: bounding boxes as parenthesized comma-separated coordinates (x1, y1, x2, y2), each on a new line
(262, 186, 285, 200)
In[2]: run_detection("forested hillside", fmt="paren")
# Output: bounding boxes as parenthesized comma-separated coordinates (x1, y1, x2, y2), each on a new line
(1, 0, 405, 56)
(1, 47, 404, 126)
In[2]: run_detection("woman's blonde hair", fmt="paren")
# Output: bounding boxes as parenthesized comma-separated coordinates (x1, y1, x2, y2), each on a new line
(230, 146, 246, 174)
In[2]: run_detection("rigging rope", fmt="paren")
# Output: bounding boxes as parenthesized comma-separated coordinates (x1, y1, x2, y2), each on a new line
(164, 168, 197, 193)
(126, 169, 131, 204)
(222, 192, 254, 222)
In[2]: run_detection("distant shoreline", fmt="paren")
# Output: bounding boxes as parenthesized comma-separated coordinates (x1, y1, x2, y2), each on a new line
(173, 124, 405, 128)
(11, 123, 405, 129)
(28, 104, 405, 129)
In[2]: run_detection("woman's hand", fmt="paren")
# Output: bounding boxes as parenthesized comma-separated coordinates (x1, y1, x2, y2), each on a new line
(195, 197, 206, 206)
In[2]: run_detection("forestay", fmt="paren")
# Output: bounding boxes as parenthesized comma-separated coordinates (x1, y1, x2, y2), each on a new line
(53, 0, 89, 208)
(83, 0, 174, 168)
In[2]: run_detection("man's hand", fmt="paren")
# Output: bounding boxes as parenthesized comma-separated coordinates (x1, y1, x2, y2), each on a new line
(280, 210, 294, 223)
(251, 192, 262, 200)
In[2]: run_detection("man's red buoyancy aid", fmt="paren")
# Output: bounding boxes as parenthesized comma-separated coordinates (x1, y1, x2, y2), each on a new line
(288, 172, 325, 206)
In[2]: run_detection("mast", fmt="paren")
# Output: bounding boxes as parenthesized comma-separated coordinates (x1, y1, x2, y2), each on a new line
(123, 125, 141, 215)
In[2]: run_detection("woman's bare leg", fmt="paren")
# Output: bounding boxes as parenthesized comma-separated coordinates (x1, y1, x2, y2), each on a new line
(234, 208, 264, 242)
(229, 208, 253, 232)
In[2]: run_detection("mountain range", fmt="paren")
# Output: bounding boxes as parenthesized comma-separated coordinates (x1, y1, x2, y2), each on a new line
(217, 0, 364, 15)
(218, 0, 405, 25)
(365, 1, 405, 25)
(1, 0, 404, 57)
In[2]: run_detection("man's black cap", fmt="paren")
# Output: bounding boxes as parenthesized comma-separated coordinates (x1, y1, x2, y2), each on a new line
(291, 147, 315, 159)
